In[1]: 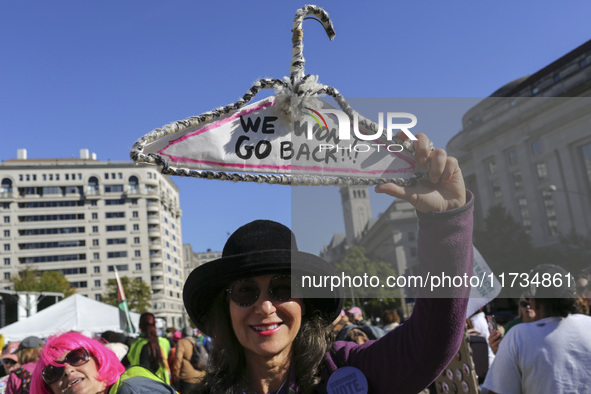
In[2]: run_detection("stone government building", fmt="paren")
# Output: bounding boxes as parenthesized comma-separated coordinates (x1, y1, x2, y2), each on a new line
(447, 39, 591, 247)
(322, 39, 591, 298)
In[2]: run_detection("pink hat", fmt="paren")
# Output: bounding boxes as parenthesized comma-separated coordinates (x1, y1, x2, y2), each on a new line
(172, 331, 182, 342)
(1, 342, 20, 363)
(347, 307, 363, 316)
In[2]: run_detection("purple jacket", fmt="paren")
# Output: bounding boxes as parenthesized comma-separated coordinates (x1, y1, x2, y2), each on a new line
(321, 192, 474, 393)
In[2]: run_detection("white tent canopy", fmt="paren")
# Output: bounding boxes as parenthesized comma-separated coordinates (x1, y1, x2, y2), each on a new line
(0, 294, 140, 342)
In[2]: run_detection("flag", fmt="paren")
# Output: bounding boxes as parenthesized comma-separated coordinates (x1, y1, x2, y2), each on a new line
(466, 245, 502, 316)
(115, 267, 136, 334)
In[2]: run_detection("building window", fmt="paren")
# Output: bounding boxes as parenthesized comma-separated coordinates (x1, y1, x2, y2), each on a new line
(95, 294, 102, 301)
(1, 178, 13, 193)
(531, 140, 542, 155)
(132, 211, 139, 218)
(104, 185, 124, 193)
(487, 159, 496, 175)
(94, 280, 101, 287)
(582, 143, 591, 189)
(491, 180, 502, 199)
(92, 226, 99, 233)
(134, 250, 141, 257)
(105, 212, 125, 219)
(518, 198, 532, 234)
(507, 149, 518, 166)
(135, 263, 142, 270)
(4, 272, 10, 280)
(4, 230, 9, 237)
(107, 251, 128, 259)
(536, 163, 547, 180)
(4, 258, 10, 266)
(92, 213, 98, 220)
(94, 266, 100, 273)
(4, 244, 10, 251)
(133, 224, 139, 231)
(93, 253, 100, 260)
(541, 190, 558, 235)
(4, 216, 10, 223)
(93, 239, 99, 246)
(512, 171, 522, 189)
(106, 225, 126, 232)
(108, 265, 129, 272)
(580, 59, 588, 69)
(134, 237, 140, 244)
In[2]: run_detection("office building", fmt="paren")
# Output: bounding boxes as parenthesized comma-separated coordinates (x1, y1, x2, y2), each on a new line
(0, 149, 185, 327)
(447, 39, 591, 247)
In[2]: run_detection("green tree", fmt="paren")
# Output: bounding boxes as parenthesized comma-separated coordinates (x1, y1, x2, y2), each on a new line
(12, 267, 75, 297)
(474, 204, 538, 296)
(534, 231, 591, 276)
(332, 245, 402, 318)
(103, 276, 151, 313)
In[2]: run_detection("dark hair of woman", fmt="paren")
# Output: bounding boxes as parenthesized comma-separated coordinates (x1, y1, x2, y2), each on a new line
(200, 293, 333, 393)
(536, 297, 578, 318)
(139, 312, 164, 371)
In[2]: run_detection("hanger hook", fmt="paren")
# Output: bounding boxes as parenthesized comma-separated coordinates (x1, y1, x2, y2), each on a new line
(290, 5, 335, 85)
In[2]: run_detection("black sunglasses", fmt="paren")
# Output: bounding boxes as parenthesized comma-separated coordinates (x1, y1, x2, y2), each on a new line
(42, 348, 90, 384)
(519, 300, 531, 308)
(226, 275, 292, 307)
(2, 359, 16, 366)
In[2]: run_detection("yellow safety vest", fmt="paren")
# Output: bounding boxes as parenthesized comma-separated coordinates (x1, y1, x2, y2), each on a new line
(127, 336, 171, 384)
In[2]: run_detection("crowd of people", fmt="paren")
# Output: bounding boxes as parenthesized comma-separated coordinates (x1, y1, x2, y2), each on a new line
(0, 133, 589, 393)
(0, 319, 213, 394)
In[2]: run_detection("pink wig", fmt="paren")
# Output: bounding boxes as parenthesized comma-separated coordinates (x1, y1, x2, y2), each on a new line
(30, 331, 125, 394)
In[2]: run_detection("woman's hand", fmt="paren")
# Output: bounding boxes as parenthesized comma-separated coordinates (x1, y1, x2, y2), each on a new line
(488, 330, 503, 354)
(375, 133, 466, 213)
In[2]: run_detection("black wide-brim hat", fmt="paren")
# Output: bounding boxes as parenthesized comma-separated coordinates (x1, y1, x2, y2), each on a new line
(183, 220, 343, 335)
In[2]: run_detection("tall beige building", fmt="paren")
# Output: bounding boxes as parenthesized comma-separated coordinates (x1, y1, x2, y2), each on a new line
(0, 149, 185, 327)
(182, 244, 221, 280)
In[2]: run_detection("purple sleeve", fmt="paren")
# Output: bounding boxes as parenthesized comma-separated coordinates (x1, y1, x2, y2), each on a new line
(325, 192, 474, 393)
(5, 372, 21, 394)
